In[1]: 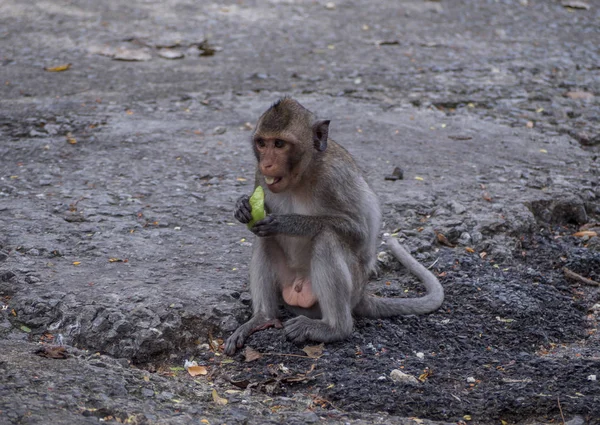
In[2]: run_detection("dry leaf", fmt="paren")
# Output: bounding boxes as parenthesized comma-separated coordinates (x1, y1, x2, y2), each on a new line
(574, 231, 597, 238)
(418, 368, 433, 382)
(436, 232, 455, 248)
(66, 132, 77, 144)
(211, 389, 228, 405)
(465, 247, 475, 253)
(561, 0, 590, 10)
(482, 192, 492, 202)
(35, 346, 68, 359)
(244, 346, 263, 362)
(302, 343, 324, 359)
(73, 261, 81, 266)
(45, 63, 71, 72)
(566, 91, 594, 100)
(187, 365, 208, 376)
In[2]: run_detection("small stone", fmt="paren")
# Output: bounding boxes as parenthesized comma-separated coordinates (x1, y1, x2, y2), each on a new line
(390, 369, 419, 384)
(466, 376, 476, 383)
(142, 388, 155, 397)
(457, 232, 471, 246)
(157, 49, 184, 60)
(384, 167, 404, 181)
(213, 126, 227, 135)
(325, 2, 336, 10)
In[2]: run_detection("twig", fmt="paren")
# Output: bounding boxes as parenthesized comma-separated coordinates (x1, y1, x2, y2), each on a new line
(557, 396, 565, 425)
(266, 352, 314, 359)
(563, 267, 600, 286)
(428, 257, 440, 270)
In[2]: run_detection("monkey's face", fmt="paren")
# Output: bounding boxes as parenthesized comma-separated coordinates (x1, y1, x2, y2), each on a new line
(253, 137, 300, 193)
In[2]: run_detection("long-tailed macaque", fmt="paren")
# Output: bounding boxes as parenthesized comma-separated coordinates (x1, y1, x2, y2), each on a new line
(224, 98, 444, 355)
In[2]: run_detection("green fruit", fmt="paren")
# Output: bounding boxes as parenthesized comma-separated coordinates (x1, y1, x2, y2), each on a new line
(247, 186, 266, 229)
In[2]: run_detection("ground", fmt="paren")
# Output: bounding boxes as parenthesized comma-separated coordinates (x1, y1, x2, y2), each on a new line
(0, 0, 599, 424)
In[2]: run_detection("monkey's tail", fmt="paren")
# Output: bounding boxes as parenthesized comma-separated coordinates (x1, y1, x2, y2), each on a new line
(356, 236, 444, 318)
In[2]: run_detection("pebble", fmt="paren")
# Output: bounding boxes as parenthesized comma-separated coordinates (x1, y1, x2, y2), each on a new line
(390, 369, 419, 384)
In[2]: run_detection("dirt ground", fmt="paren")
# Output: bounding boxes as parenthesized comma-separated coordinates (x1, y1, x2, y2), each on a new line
(1, 1, 599, 424)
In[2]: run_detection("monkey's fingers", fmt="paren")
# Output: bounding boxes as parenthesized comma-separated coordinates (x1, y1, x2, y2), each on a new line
(251, 216, 278, 237)
(234, 208, 252, 224)
(224, 329, 248, 355)
(234, 195, 253, 223)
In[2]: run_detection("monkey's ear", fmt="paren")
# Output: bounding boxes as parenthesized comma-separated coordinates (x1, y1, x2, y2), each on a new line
(312, 120, 330, 152)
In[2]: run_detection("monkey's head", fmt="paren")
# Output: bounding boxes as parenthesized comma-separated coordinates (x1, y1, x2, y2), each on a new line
(252, 98, 330, 194)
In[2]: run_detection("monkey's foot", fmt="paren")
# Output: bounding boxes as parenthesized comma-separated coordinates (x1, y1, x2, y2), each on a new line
(284, 316, 351, 343)
(224, 316, 282, 356)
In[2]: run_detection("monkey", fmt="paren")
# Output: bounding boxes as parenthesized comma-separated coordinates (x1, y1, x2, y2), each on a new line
(224, 98, 443, 355)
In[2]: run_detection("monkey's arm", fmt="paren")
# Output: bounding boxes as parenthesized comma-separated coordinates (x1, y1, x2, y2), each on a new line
(251, 214, 363, 241)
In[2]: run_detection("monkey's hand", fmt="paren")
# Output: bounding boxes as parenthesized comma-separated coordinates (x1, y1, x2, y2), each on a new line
(234, 195, 252, 224)
(250, 215, 279, 237)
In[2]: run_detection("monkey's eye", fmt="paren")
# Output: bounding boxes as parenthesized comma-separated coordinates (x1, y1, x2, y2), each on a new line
(274, 139, 285, 148)
(255, 139, 266, 148)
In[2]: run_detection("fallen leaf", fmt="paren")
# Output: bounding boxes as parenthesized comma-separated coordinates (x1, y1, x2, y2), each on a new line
(20, 325, 31, 333)
(230, 379, 251, 389)
(302, 343, 324, 359)
(45, 63, 71, 72)
(187, 365, 208, 376)
(66, 132, 77, 144)
(526, 121, 534, 128)
(482, 192, 492, 202)
(448, 135, 473, 141)
(212, 389, 228, 405)
(465, 247, 475, 253)
(415, 176, 424, 181)
(539, 149, 548, 153)
(244, 346, 263, 362)
(418, 368, 433, 382)
(108, 258, 124, 263)
(72, 261, 81, 266)
(561, 0, 590, 10)
(35, 346, 68, 359)
(565, 91, 594, 100)
(436, 232, 455, 248)
(574, 231, 597, 238)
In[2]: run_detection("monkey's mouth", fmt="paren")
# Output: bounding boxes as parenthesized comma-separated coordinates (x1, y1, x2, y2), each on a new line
(264, 175, 282, 186)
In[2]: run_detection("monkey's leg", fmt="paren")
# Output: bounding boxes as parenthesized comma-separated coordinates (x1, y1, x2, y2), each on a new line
(224, 238, 281, 355)
(284, 231, 354, 343)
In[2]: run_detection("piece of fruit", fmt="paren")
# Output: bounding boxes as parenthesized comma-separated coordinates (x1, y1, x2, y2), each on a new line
(247, 186, 266, 229)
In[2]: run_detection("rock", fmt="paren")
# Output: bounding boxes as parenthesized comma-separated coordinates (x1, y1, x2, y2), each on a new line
(528, 195, 588, 226)
(390, 369, 419, 385)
